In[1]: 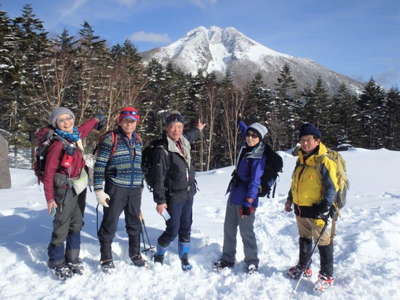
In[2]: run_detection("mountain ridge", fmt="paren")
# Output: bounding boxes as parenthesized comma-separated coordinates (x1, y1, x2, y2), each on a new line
(141, 26, 364, 93)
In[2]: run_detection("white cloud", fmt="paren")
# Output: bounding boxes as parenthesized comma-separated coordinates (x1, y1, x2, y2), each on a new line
(61, 0, 89, 17)
(129, 31, 171, 43)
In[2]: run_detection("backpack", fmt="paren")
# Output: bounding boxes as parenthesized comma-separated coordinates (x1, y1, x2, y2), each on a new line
(141, 139, 169, 192)
(33, 126, 69, 184)
(317, 149, 349, 210)
(259, 143, 283, 198)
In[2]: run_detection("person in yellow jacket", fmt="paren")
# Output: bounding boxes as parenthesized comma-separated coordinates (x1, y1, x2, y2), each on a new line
(284, 123, 338, 291)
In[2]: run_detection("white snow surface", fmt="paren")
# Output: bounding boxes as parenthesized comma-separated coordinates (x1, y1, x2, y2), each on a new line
(0, 148, 399, 299)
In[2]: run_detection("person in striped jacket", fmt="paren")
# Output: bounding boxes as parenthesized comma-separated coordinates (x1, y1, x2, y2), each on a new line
(93, 106, 144, 272)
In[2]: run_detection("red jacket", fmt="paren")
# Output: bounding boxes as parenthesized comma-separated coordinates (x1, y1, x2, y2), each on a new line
(43, 118, 98, 203)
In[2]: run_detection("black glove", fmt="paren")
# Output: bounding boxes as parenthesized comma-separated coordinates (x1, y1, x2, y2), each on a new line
(95, 113, 106, 130)
(240, 205, 255, 216)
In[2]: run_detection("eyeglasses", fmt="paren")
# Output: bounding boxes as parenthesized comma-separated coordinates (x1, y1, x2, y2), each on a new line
(246, 132, 259, 139)
(57, 116, 73, 123)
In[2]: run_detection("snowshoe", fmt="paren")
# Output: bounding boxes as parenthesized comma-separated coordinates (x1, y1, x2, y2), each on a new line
(213, 259, 234, 271)
(246, 264, 258, 275)
(314, 273, 334, 292)
(67, 261, 84, 275)
(52, 264, 73, 281)
(153, 254, 164, 265)
(287, 264, 312, 279)
(100, 260, 115, 273)
(131, 254, 146, 267)
(180, 257, 192, 271)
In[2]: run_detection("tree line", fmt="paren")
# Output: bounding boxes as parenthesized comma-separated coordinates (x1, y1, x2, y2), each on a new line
(1, 5, 400, 171)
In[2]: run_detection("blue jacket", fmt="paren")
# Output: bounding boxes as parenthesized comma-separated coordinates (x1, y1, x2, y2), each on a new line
(228, 121, 266, 208)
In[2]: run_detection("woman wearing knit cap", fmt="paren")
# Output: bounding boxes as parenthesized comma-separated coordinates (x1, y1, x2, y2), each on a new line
(93, 106, 145, 272)
(43, 107, 104, 279)
(214, 120, 272, 274)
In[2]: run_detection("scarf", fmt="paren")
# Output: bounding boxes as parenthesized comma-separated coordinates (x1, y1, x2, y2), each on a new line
(55, 127, 80, 142)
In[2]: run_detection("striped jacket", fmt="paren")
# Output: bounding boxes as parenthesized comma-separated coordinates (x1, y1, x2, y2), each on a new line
(93, 128, 143, 190)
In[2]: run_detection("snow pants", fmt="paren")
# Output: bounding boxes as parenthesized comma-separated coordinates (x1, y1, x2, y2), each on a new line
(97, 183, 142, 262)
(222, 201, 259, 266)
(48, 173, 86, 268)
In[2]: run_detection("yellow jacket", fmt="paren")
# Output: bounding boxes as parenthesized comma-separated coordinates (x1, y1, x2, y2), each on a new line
(290, 143, 339, 207)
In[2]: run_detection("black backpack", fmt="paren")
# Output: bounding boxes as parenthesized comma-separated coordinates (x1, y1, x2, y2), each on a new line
(141, 139, 169, 191)
(258, 143, 283, 198)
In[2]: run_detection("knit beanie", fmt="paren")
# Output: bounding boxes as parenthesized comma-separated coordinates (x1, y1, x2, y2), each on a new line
(248, 122, 268, 139)
(165, 111, 184, 126)
(48, 107, 75, 128)
(118, 106, 140, 123)
(299, 123, 321, 139)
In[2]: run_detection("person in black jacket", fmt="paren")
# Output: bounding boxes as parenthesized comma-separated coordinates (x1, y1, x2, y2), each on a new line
(151, 111, 205, 271)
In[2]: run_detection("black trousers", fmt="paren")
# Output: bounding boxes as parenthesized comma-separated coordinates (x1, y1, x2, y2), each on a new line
(98, 183, 142, 261)
(158, 195, 193, 247)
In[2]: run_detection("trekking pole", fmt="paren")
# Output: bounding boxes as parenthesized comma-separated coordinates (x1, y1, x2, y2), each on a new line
(140, 215, 155, 253)
(96, 204, 99, 233)
(293, 218, 329, 293)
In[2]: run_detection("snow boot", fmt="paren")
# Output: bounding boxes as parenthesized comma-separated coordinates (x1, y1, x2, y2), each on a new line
(154, 243, 167, 265)
(246, 264, 258, 275)
(287, 264, 312, 279)
(131, 254, 146, 267)
(314, 273, 334, 292)
(67, 260, 84, 275)
(52, 264, 73, 280)
(318, 243, 333, 279)
(100, 260, 115, 273)
(178, 242, 192, 271)
(213, 259, 234, 271)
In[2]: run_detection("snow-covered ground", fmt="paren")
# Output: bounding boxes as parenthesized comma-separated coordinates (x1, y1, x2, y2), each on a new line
(0, 148, 399, 299)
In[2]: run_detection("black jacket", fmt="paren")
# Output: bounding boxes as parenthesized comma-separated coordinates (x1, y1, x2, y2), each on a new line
(152, 128, 200, 204)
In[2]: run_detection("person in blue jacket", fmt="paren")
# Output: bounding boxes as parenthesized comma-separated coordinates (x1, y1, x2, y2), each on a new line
(214, 121, 270, 274)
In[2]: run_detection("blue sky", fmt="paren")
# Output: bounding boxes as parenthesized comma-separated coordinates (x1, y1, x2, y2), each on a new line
(2, 0, 399, 89)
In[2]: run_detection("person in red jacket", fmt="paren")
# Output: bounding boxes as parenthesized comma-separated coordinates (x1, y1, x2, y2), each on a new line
(43, 107, 104, 280)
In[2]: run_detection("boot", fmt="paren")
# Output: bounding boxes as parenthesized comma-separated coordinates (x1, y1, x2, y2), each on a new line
(67, 259, 84, 275)
(287, 237, 313, 279)
(153, 243, 167, 264)
(178, 242, 192, 271)
(51, 263, 73, 280)
(100, 260, 115, 273)
(100, 242, 112, 262)
(131, 254, 146, 267)
(213, 259, 234, 271)
(318, 242, 334, 277)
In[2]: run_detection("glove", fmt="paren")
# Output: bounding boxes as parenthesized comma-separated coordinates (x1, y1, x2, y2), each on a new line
(95, 113, 106, 131)
(95, 190, 110, 207)
(240, 205, 255, 216)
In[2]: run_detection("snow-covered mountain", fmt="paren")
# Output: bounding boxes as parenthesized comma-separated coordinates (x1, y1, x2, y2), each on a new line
(141, 26, 364, 93)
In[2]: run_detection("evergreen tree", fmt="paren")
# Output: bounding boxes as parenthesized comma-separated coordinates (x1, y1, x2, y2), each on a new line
(330, 84, 357, 146)
(355, 78, 387, 148)
(385, 88, 400, 149)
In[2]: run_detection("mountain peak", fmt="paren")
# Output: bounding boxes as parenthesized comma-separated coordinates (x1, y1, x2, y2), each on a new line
(141, 26, 363, 93)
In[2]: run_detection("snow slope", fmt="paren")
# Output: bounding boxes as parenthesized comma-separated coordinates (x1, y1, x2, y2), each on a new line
(0, 148, 399, 299)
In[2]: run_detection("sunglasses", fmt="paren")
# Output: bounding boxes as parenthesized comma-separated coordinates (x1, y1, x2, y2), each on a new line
(246, 132, 259, 139)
